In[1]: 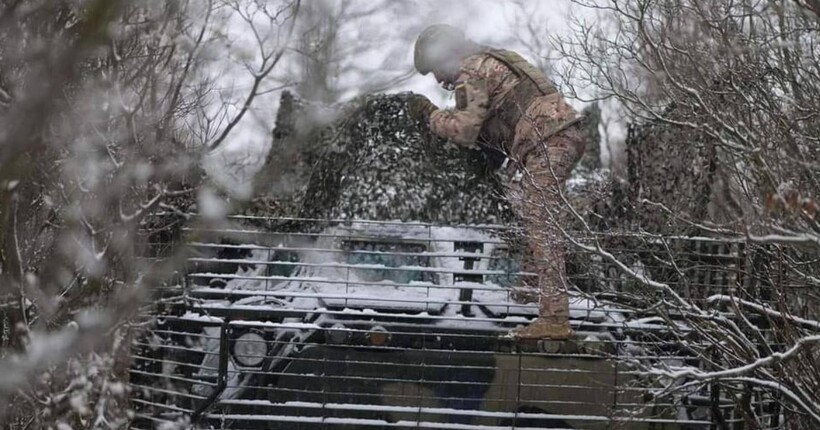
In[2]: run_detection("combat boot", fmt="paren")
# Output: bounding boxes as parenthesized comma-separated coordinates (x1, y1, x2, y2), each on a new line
(510, 317, 572, 340)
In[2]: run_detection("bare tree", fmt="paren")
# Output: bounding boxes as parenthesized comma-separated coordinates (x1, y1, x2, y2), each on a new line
(504, 0, 557, 77)
(544, 0, 820, 427)
(0, 0, 300, 427)
(286, 0, 421, 104)
(204, 0, 300, 151)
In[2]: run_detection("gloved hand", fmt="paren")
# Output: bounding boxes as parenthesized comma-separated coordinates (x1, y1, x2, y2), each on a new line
(407, 94, 437, 122)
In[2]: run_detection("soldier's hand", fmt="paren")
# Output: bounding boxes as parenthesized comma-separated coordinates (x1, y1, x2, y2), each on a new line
(407, 94, 437, 121)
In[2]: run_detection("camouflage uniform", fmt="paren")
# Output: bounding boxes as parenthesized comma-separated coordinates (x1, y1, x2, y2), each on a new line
(429, 50, 585, 339)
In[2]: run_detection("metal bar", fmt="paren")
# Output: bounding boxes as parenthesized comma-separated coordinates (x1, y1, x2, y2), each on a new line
(131, 217, 787, 429)
(190, 320, 230, 423)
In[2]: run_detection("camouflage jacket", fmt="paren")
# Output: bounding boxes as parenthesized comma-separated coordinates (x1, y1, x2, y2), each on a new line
(429, 53, 515, 147)
(429, 50, 579, 164)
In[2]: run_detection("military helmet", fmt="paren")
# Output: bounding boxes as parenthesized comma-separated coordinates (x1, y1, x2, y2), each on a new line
(414, 24, 467, 75)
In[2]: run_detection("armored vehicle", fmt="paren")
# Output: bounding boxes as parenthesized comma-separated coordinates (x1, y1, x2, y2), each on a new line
(129, 94, 771, 429)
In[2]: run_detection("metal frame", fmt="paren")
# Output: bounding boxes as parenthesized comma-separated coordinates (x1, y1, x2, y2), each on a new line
(129, 215, 787, 429)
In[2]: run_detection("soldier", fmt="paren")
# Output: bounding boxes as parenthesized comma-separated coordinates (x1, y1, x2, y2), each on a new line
(408, 24, 585, 340)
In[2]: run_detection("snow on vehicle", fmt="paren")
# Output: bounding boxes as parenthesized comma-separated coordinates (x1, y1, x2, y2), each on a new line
(130, 217, 738, 429)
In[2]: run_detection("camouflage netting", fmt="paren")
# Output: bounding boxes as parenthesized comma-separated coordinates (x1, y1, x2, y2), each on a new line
(623, 119, 718, 233)
(145, 92, 525, 249)
(268, 92, 518, 225)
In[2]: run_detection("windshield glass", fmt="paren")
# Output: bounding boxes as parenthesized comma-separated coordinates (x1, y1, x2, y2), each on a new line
(487, 248, 521, 289)
(344, 240, 434, 284)
(266, 250, 299, 278)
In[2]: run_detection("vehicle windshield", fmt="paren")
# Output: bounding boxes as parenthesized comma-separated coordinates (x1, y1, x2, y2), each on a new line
(344, 240, 434, 284)
(266, 250, 299, 278)
(487, 248, 521, 289)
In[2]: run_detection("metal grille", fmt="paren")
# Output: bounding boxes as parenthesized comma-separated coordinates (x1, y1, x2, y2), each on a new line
(129, 216, 782, 429)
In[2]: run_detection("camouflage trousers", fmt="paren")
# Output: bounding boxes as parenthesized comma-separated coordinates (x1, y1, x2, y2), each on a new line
(504, 94, 585, 326)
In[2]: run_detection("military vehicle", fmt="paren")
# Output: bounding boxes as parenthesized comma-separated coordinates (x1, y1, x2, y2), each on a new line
(129, 94, 773, 429)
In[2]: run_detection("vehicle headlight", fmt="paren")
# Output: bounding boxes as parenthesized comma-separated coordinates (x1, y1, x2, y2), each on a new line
(327, 323, 351, 344)
(367, 325, 391, 346)
(232, 331, 267, 367)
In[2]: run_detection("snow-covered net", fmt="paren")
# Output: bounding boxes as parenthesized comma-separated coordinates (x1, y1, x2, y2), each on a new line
(296, 93, 517, 224)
